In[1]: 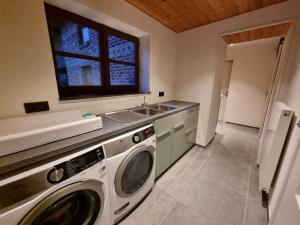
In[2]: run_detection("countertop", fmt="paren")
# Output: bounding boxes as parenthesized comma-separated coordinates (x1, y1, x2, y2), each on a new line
(0, 100, 199, 179)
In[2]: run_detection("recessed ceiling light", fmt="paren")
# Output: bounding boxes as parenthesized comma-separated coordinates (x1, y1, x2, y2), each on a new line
(229, 43, 235, 46)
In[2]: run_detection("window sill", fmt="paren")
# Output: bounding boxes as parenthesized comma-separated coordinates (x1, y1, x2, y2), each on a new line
(58, 92, 146, 104)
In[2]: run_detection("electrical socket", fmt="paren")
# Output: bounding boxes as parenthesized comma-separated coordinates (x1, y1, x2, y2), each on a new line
(24, 101, 50, 113)
(159, 91, 164, 97)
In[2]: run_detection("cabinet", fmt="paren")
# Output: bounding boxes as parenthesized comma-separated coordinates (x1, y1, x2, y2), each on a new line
(154, 116, 173, 178)
(154, 107, 199, 178)
(184, 107, 199, 150)
(170, 111, 186, 164)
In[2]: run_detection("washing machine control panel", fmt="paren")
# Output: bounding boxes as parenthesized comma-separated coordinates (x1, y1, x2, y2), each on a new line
(47, 147, 105, 184)
(132, 126, 155, 143)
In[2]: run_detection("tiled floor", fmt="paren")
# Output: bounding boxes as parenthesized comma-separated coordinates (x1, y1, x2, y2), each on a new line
(119, 122, 268, 225)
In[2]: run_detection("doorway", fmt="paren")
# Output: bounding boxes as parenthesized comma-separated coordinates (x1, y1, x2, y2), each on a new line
(218, 60, 233, 122)
(218, 21, 291, 130)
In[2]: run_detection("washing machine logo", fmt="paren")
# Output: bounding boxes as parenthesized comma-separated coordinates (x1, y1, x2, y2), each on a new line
(114, 202, 130, 215)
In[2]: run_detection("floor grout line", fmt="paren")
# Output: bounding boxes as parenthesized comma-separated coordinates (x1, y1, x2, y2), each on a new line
(242, 137, 256, 225)
(157, 199, 177, 225)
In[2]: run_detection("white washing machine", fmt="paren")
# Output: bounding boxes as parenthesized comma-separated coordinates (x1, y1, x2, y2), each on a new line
(0, 144, 111, 225)
(103, 124, 156, 224)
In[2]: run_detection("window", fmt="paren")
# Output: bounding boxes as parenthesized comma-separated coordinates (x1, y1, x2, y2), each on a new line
(45, 4, 139, 99)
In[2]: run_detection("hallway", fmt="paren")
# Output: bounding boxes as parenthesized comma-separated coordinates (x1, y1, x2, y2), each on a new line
(119, 123, 268, 225)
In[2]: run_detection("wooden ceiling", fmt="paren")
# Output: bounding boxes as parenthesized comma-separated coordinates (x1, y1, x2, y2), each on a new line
(222, 22, 292, 44)
(124, 0, 288, 32)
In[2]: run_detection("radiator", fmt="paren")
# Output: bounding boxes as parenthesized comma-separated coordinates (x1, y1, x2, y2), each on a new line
(258, 101, 294, 193)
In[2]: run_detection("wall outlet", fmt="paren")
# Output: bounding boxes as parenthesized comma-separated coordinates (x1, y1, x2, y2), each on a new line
(24, 101, 50, 113)
(159, 91, 164, 97)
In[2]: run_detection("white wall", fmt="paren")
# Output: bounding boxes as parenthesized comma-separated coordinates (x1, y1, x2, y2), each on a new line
(269, 17, 300, 225)
(224, 38, 279, 128)
(0, 0, 176, 118)
(174, 0, 300, 146)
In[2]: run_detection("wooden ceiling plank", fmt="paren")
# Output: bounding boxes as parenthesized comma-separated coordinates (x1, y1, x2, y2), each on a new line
(167, 0, 205, 29)
(221, 0, 239, 17)
(125, 0, 288, 32)
(234, 0, 250, 13)
(222, 21, 292, 44)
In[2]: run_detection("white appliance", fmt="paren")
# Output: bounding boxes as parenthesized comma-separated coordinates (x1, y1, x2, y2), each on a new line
(0, 143, 111, 225)
(0, 110, 103, 157)
(102, 124, 156, 224)
(258, 101, 294, 193)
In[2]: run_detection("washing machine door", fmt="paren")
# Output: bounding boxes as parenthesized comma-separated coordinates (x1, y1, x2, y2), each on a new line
(18, 180, 104, 225)
(115, 145, 155, 197)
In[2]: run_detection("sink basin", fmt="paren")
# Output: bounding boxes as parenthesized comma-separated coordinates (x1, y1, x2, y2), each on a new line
(104, 110, 146, 123)
(131, 108, 162, 116)
(149, 103, 178, 111)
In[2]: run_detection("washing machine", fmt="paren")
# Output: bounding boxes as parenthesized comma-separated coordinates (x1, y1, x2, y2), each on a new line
(0, 143, 111, 225)
(103, 124, 156, 223)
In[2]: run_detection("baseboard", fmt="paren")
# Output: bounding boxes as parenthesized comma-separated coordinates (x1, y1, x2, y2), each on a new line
(224, 121, 259, 130)
(196, 136, 215, 148)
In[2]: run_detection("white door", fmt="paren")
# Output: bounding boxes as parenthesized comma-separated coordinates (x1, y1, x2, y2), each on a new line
(218, 60, 233, 121)
(224, 39, 278, 128)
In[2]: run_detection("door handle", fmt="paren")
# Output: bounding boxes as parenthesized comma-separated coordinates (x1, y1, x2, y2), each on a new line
(156, 130, 171, 141)
(173, 123, 184, 132)
(185, 127, 197, 135)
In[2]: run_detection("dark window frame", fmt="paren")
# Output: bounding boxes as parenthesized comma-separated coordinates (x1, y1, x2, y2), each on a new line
(44, 3, 140, 99)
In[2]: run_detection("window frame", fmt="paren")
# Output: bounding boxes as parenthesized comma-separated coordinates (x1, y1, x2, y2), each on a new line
(44, 4, 140, 99)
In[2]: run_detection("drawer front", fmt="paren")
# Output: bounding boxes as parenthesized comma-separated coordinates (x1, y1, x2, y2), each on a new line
(171, 122, 186, 164)
(154, 115, 173, 133)
(155, 129, 172, 178)
(185, 107, 199, 132)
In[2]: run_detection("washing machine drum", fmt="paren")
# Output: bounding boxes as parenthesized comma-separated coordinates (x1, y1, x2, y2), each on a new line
(18, 180, 104, 225)
(115, 146, 155, 197)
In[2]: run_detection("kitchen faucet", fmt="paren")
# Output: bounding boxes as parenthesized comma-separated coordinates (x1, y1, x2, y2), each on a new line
(142, 92, 151, 107)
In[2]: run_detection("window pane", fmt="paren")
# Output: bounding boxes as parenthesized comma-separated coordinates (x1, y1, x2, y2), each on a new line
(110, 63, 135, 86)
(108, 35, 135, 63)
(56, 56, 101, 86)
(48, 16, 100, 57)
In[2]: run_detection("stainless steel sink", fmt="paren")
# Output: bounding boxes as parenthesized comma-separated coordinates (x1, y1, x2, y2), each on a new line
(149, 103, 178, 111)
(104, 110, 146, 123)
(131, 107, 162, 116)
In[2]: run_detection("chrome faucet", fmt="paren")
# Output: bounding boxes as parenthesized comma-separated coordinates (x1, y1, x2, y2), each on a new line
(142, 92, 151, 107)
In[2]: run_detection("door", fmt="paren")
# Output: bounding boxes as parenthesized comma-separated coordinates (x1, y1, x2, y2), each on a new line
(184, 107, 199, 150)
(171, 111, 186, 164)
(155, 129, 172, 178)
(154, 116, 173, 178)
(19, 180, 104, 225)
(115, 146, 155, 197)
(218, 60, 233, 121)
(224, 40, 279, 128)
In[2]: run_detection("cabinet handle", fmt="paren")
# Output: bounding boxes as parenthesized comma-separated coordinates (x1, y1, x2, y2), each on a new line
(157, 130, 171, 141)
(174, 123, 184, 132)
(185, 127, 197, 135)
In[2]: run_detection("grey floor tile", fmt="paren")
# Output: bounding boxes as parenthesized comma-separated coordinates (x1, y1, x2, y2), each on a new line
(121, 123, 265, 225)
(244, 197, 268, 225)
(248, 164, 261, 201)
(161, 168, 196, 199)
(199, 158, 250, 195)
(160, 201, 213, 225)
(178, 175, 246, 225)
(119, 186, 176, 225)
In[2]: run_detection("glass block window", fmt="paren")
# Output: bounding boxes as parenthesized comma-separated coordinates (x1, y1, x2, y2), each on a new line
(45, 4, 139, 98)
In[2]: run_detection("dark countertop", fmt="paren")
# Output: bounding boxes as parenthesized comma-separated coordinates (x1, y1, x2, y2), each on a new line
(0, 100, 199, 179)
